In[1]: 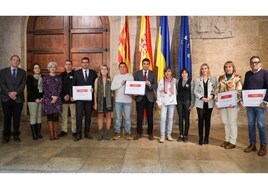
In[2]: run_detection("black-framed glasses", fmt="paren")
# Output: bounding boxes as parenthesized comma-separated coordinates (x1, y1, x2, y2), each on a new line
(250, 61, 260, 65)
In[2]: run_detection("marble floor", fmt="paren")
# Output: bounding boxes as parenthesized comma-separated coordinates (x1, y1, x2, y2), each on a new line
(0, 119, 267, 173)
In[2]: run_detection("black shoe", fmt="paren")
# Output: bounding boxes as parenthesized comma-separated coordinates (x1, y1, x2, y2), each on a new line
(133, 134, 142, 140)
(203, 139, 209, 145)
(58, 131, 67, 137)
(74, 134, 82, 142)
(14, 136, 21, 143)
(84, 133, 93, 139)
(2, 137, 10, 144)
(199, 138, 203, 145)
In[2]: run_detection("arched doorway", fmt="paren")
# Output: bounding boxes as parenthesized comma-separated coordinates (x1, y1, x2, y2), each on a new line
(27, 16, 110, 73)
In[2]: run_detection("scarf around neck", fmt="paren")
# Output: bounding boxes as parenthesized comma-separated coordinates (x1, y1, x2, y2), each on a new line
(33, 74, 43, 93)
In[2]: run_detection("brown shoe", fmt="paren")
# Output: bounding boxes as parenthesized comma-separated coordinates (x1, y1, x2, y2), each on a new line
(258, 145, 267, 156)
(133, 134, 142, 140)
(244, 143, 257, 153)
(177, 136, 183, 142)
(148, 134, 154, 140)
(221, 141, 230, 147)
(224, 143, 236, 149)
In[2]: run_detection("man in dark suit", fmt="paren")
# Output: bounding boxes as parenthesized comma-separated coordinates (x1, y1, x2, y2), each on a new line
(71, 57, 97, 141)
(0, 55, 26, 144)
(133, 58, 157, 140)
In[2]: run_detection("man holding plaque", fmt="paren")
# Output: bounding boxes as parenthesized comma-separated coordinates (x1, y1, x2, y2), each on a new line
(71, 57, 97, 142)
(133, 58, 157, 140)
(242, 56, 268, 156)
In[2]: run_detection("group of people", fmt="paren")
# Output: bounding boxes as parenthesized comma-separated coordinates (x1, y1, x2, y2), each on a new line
(0, 55, 267, 157)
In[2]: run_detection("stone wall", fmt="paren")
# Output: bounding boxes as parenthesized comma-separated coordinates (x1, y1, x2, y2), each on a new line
(0, 16, 268, 125)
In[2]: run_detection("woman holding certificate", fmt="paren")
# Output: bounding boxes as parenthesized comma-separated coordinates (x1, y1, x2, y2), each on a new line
(194, 63, 217, 145)
(94, 65, 113, 141)
(156, 68, 177, 143)
(215, 61, 242, 149)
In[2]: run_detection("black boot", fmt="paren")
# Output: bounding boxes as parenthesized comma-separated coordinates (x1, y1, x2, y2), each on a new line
(36, 123, 43, 138)
(30, 124, 38, 140)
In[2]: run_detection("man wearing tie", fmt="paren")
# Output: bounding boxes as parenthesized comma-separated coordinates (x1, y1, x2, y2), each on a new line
(0, 55, 26, 144)
(71, 57, 97, 141)
(133, 58, 157, 140)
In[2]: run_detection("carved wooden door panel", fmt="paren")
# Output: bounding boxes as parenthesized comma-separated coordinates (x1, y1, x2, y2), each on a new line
(27, 16, 110, 74)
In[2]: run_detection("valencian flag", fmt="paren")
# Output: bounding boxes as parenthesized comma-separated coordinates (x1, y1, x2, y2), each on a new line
(139, 16, 154, 70)
(156, 16, 170, 81)
(118, 16, 131, 73)
(178, 16, 192, 78)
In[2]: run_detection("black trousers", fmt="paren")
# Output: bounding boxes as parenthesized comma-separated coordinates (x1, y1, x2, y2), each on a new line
(136, 96, 154, 135)
(76, 101, 93, 136)
(177, 100, 191, 136)
(196, 105, 213, 141)
(1, 100, 23, 138)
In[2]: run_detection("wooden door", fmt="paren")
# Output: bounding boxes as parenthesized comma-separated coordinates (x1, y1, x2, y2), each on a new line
(27, 16, 110, 74)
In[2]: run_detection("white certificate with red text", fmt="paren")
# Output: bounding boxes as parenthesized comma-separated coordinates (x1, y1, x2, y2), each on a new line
(124, 81, 145, 95)
(242, 89, 266, 107)
(73, 85, 92, 101)
(218, 90, 237, 108)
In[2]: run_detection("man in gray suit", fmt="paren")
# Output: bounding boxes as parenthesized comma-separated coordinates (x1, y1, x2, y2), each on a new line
(133, 58, 157, 140)
(0, 55, 26, 144)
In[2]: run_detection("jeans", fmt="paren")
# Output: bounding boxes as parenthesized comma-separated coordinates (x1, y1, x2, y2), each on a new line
(160, 104, 175, 138)
(246, 107, 267, 146)
(114, 102, 132, 134)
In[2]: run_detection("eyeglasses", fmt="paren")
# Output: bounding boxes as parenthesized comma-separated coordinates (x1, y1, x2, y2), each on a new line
(250, 61, 260, 65)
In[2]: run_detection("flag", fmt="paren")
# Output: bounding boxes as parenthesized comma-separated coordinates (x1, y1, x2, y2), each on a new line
(156, 16, 170, 81)
(139, 16, 154, 70)
(178, 16, 192, 79)
(118, 16, 131, 73)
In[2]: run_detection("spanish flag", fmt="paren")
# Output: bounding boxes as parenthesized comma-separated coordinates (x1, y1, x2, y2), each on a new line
(139, 16, 154, 71)
(118, 16, 131, 73)
(156, 16, 170, 81)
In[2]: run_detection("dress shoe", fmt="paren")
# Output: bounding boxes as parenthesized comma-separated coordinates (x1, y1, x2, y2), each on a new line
(177, 136, 183, 142)
(258, 145, 267, 156)
(74, 134, 82, 142)
(2, 137, 10, 144)
(182, 136, 188, 143)
(58, 131, 67, 137)
(13, 136, 21, 143)
(133, 134, 142, 140)
(221, 141, 230, 147)
(203, 138, 209, 144)
(148, 134, 154, 140)
(244, 143, 257, 153)
(198, 139, 203, 145)
(224, 143, 236, 149)
(84, 133, 93, 139)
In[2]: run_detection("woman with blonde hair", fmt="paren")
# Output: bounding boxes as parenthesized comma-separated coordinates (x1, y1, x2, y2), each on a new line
(94, 65, 113, 140)
(215, 61, 242, 149)
(194, 63, 217, 145)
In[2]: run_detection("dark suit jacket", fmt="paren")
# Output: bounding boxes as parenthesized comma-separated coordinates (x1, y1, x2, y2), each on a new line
(71, 68, 97, 98)
(0, 67, 26, 103)
(134, 70, 157, 102)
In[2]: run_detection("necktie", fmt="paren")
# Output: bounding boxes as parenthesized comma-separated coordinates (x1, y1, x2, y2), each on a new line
(84, 70, 88, 81)
(12, 69, 16, 85)
(144, 71, 147, 81)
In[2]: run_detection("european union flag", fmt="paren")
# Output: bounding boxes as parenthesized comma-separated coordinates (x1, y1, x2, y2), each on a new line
(178, 16, 192, 79)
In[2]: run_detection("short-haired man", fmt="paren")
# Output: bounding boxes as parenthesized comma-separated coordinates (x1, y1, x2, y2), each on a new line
(243, 56, 268, 156)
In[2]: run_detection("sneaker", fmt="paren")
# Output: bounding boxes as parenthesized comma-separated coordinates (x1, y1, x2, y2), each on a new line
(97, 131, 103, 141)
(167, 136, 173, 141)
(124, 133, 132, 140)
(113, 132, 120, 140)
(159, 137, 165, 143)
